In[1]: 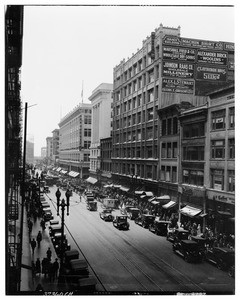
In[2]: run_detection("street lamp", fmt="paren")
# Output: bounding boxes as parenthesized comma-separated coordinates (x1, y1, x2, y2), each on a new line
(56, 197, 70, 283)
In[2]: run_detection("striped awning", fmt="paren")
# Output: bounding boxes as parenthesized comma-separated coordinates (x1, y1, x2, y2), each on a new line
(120, 186, 130, 192)
(180, 205, 202, 217)
(162, 200, 177, 209)
(86, 177, 98, 184)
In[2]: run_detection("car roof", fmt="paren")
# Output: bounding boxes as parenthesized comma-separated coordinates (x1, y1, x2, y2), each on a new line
(142, 214, 155, 217)
(181, 240, 198, 245)
(213, 247, 235, 253)
(155, 220, 171, 224)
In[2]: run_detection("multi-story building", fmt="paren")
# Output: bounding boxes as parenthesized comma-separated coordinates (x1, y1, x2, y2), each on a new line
(52, 128, 59, 164)
(41, 147, 46, 158)
(5, 5, 24, 293)
(88, 83, 113, 183)
(58, 103, 92, 179)
(112, 23, 234, 199)
(205, 83, 235, 234)
(26, 140, 34, 165)
(46, 136, 53, 163)
(100, 137, 113, 184)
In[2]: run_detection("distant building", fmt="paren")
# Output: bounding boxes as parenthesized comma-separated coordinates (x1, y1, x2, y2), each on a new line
(100, 137, 113, 184)
(88, 83, 113, 183)
(26, 140, 34, 165)
(46, 136, 53, 164)
(52, 128, 59, 164)
(58, 103, 92, 179)
(41, 147, 46, 158)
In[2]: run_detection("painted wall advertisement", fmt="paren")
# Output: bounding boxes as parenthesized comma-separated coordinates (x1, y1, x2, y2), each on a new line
(196, 65, 227, 82)
(197, 50, 228, 65)
(162, 78, 194, 94)
(162, 61, 194, 78)
(162, 46, 196, 62)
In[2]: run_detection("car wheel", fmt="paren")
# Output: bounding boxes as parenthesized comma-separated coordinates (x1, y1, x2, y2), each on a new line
(217, 262, 223, 270)
(184, 254, 190, 263)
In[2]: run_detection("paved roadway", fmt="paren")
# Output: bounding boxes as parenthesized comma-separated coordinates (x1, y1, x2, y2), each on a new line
(43, 186, 235, 295)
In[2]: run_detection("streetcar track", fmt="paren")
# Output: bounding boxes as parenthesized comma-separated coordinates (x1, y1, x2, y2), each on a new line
(45, 190, 205, 293)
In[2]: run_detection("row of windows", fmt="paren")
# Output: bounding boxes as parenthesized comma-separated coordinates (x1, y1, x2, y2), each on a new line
(114, 88, 158, 115)
(115, 109, 156, 129)
(161, 142, 178, 159)
(211, 107, 234, 130)
(114, 126, 158, 143)
(114, 145, 158, 159)
(211, 139, 235, 159)
(162, 117, 178, 136)
(114, 48, 160, 86)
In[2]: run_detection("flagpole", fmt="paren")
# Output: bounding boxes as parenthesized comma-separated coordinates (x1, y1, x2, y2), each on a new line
(81, 81, 84, 104)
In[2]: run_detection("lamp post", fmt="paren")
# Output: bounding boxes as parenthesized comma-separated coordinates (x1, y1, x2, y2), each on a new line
(56, 189, 71, 282)
(56, 197, 70, 283)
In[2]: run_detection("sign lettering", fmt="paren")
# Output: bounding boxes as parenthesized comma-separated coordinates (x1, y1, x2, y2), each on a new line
(162, 61, 194, 78)
(196, 65, 227, 82)
(162, 78, 194, 94)
(163, 46, 196, 62)
(197, 50, 228, 65)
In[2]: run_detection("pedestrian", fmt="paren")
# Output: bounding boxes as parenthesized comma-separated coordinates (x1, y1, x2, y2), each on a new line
(40, 219, 46, 231)
(46, 247, 52, 260)
(31, 261, 36, 281)
(35, 258, 41, 274)
(30, 238, 37, 255)
(52, 258, 59, 279)
(42, 257, 47, 277)
(36, 231, 42, 247)
(28, 218, 33, 235)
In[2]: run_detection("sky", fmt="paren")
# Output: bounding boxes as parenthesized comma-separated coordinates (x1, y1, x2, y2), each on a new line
(14, 1, 236, 156)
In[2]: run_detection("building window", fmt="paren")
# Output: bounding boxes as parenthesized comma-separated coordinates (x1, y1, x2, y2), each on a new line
(146, 127, 153, 139)
(84, 141, 91, 148)
(173, 117, 178, 134)
(167, 118, 172, 135)
(128, 100, 131, 110)
(161, 143, 166, 158)
(84, 128, 91, 137)
(146, 165, 152, 178)
(160, 166, 165, 181)
(183, 122, 205, 138)
(228, 170, 235, 192)
(166, 166, 171, 182)
(167, 143, 172, 158)
(228, 138, 235, 159)
(147, 108, 154, 121)
(132, 114, 136, 125)
(136, 148, 141, 158)
(172, 166, 177, 183)
(183, 146, 204, 161)
(137, 95, 142, 106)
(162, 119, 166, 136)
(229, 107, 235, 129)
(212, 109, 226, 130)
(211, 140, 225, 159)
(147, 89, 154, 103)
(173, 142, 178, 158)
(137, 112, 141, 124)
(211, 169, 224, 190)
(183, 169, 204, 186)
(148, 69, 154, 83)
(127, 116, 131, 127)
(147, 146, 152, 158)
(84, 153, 90, 161)
(132, 98, 136, 109)
(84, 115, 91, 124)
(137, 130, 141, 141)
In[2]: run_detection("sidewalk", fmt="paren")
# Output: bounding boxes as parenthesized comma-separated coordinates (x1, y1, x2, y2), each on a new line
(20, 208, 60, 293)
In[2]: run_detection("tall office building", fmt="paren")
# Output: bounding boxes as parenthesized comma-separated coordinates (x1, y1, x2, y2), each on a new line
(41, 147, 47, 158)
(88, 83, 113, 183)
(58, 103, 92, 179)
(26, 140, 34, 165)
(112, 24, 234, 190)
(46, 136, 53, 162)
(52, 128, 59, 164)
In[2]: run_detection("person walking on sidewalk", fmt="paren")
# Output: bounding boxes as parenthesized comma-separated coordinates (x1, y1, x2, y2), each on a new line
(35, 258, 41, 274)
(36, 231, 42, 248)
(40, 219, 46, 231)
(46, 247, 52, 260)
(53, 258, 59, 279)
(31, 238, 37, 255)
(28, 218, 33, 236)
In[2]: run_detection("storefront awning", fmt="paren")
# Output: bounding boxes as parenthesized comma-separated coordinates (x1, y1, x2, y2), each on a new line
(180, 205, 202, 217)
(144, 191, 154, 197)
(61, 170, 68, 174)
(162, 200, 177, 209)
(120, 186, 130, 192)
(72, 172, 79, 178)
(68, 171, 74, 176)
(156, 195, 170, 201)
(135, 191, 144, 195)
(86, 177, 98, 184)
(151, 200, 160, 205)
(56, 167, 61, 172)
(217, 210, 232, 217)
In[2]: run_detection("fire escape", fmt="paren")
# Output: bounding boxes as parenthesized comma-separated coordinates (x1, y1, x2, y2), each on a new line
(5, 5, 24, 294)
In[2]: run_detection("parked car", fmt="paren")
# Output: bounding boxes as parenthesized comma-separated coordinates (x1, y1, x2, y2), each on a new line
(49, 224, 62, 237)
(99, 209, 114, 221)
(166, 227, 190, 243)
(52, 232, 71, 254)
(120, 205, 135, 215)
(135, 214, 155, 228)
(113, 215, 130, 230)
(173, 239, 204, 263)
(43, 208, 53, 221)
(191, 236, 207, 258)
(86, 201, 97, 211)
(205, 247, 235, 272)
(44, 186, 50, 193)
(126, 208, 140, 220)
(149, 220, 171, 236)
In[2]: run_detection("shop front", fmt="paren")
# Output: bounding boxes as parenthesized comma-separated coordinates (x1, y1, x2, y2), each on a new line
(207, 190, 235, 234)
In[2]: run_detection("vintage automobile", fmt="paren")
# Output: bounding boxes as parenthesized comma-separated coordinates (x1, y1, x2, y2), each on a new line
(120, 205, 135, 215)
(42, 208, 53, 221)
(149, 220, 171, 236)
(205, 247, 235, 272)
(86, 201, 97, 211)
(166, 227, 190, 243)
(191, 236, 207, 258)
(49, 224, 62, 237)
(135, 214, 155, 228)
(173, 239, 204, 263)
(43, 186, 50, 193)
(52, 232, 71, 254)
(126, 208, 140, 220)
(113, 215, 130, 230)
(228, 265, 235, 278)
(99, 209, 113, 221)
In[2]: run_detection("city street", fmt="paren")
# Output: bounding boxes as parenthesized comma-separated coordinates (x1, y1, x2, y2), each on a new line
(44, 186, 234, 294)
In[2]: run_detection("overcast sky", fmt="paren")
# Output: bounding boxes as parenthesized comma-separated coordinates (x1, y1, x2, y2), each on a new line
(18, 2, 235, 156)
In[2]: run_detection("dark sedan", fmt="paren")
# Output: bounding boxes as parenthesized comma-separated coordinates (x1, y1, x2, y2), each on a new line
(205, 247, 235, 272)
(99, 209, 114, 221)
